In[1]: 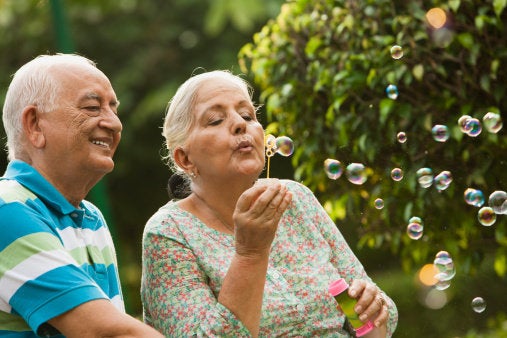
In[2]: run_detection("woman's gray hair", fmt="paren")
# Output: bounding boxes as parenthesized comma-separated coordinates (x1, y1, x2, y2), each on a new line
(162, 70, 254, 173)
(2, 54, 96, 161)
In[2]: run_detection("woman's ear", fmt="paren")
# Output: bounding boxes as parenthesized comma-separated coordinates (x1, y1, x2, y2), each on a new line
(173, 147, 195, 174)
(22, 105, 46, 149)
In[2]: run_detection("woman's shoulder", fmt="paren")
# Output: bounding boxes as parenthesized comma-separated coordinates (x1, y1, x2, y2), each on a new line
(144, 200, 187, 233)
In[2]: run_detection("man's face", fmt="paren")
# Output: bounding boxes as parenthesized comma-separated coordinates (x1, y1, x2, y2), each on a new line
(38, 63, 122, 180)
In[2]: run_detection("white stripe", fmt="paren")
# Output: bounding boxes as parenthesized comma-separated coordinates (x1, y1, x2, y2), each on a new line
(0, 249, 77, 312)
(110, 295, 125, 312)
(57, 226, 113, 251)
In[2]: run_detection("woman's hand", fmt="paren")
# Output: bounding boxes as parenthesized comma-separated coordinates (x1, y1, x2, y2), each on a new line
(348, 279, 389, 329)
(233, 179, 292, 258)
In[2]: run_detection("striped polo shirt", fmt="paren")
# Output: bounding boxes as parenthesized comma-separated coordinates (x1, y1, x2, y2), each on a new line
(0, 160, 124, 337)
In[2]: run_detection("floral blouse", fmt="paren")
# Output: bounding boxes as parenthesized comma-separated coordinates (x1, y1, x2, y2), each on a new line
(141, 180, 398, 337)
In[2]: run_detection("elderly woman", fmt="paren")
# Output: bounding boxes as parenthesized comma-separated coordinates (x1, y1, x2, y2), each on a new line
(141, 70, 398, 337)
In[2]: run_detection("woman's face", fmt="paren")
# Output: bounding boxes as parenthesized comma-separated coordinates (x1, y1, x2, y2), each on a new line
(182, 77, 265, 182)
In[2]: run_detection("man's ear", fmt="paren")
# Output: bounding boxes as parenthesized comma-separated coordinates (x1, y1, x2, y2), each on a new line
(173, 147, 195, 174)
(22, 105, 46, 149)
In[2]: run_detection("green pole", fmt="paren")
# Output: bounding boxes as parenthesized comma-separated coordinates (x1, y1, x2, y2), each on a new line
(49, 0, 116, 230)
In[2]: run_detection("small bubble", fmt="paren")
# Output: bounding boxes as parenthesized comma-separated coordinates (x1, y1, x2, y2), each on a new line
(397, 131, 407, 143)
(432, 124, 449, 142)
(488, 190, 507, 214)
(390, 45, 403, 59)
(391, 168, 404, 181)
(465, 118, 482, 137)
(324, 159, 343, 180)
(471, 297, 486, 313)
(416, 167, 434, 188)
(409, 216, 423, 225)
(478, 207, 496, 226)
(434, 171, 452, 191)
(374, 198, 384, 209)
(386, 84, 399, 100)
(483, 112, 503, 133)
(434, 251, 456, 281)
(275, 136, 294, 156)
(346, 163, 368, 185)
(464, 188, 485, 207)
(407, 222, 424, 240)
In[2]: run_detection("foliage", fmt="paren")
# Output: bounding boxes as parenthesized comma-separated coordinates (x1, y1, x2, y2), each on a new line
(239, 0, 507, 279)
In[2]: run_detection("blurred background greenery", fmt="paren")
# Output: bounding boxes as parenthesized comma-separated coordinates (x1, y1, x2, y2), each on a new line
(1, 0, 506, 337)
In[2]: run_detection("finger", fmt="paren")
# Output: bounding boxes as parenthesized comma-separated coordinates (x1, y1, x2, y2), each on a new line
(236, 184, 270, 213)
(249, 181, 284, 216)
(358, 293, 387, 324)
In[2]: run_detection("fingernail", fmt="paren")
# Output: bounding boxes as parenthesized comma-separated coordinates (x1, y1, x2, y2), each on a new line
(349, 289, 356, 297)
(355, 305, 362, 313)
(359, 314, 367, 322)
(375, 321, 381, 327)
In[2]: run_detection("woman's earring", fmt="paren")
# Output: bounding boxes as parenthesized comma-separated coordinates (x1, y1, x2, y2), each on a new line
(189, 171, 197, 179)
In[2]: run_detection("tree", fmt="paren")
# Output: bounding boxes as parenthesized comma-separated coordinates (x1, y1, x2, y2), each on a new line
(239, 0, 507, 279)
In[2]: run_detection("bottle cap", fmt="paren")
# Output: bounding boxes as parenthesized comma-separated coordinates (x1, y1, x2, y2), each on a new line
(328, 278, 348, 296)
(355, 320, 375, 337)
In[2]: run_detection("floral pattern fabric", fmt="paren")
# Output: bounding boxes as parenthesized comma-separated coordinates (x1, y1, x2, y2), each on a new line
(141, 180, 398, 337)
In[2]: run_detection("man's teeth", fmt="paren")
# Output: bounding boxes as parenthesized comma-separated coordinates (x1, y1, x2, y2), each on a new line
(92, 140, 108, 147)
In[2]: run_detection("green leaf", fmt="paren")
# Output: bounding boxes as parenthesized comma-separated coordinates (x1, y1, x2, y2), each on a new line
(494, 0, 507, 17)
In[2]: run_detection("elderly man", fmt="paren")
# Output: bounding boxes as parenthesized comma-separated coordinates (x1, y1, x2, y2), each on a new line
(0, 54, 162, 337)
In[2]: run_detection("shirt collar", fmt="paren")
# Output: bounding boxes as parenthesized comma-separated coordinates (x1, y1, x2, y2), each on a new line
(3, 160, 81, 215)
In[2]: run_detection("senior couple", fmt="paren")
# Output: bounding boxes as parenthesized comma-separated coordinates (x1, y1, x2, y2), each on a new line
(0, 54, 397, 337)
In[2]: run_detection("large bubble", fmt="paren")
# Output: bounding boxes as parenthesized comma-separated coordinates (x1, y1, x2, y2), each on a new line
(374, 198, 384, 210)
(324, 159, 343, 180)
(275, 136, 294, 156)
(346, 163, 368, 185)
(458, 115, 472, 133)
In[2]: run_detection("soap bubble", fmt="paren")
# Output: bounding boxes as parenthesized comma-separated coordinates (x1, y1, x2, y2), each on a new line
(464, 188, 485, 207)
(265, 134, 277, 157)
(409, 216, 423, 225)
(434, 275, 452, 290)
(416, 167, 434, 188)
(386, 84, 399, 100)
(432, 124, 449, 142)
(465, 118, 482, 137)
(478, 207, 496, 226)
(483, 112, 503, 133)
(407, 222, 424, 240)
(433, 251, 456, 281)
(374, 198, 384, 209)
(324, 159, 343, 180)
(471, 297, 486, 313)
(391, 168, 404, 181)
(275, 136, 294, 156)
(488, 190, 507, 214)
(458, 115, 472, 133)
(397, 131, 407, 143)
(390, 45, 403, 59)
(434, 171, 452, 191)
(346, 163, 368, 185)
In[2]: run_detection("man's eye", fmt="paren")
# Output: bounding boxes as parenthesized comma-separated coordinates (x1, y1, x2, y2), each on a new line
(84, 106, 101, 112)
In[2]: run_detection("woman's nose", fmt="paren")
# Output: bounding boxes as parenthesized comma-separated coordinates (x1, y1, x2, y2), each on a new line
(232, 114, 246, 134)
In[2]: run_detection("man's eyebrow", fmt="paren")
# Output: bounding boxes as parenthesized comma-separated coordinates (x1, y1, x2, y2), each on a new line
(80, 92, 120, 107)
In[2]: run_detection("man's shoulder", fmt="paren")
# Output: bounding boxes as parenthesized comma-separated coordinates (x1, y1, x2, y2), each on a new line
(0, 179, 37, 207)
